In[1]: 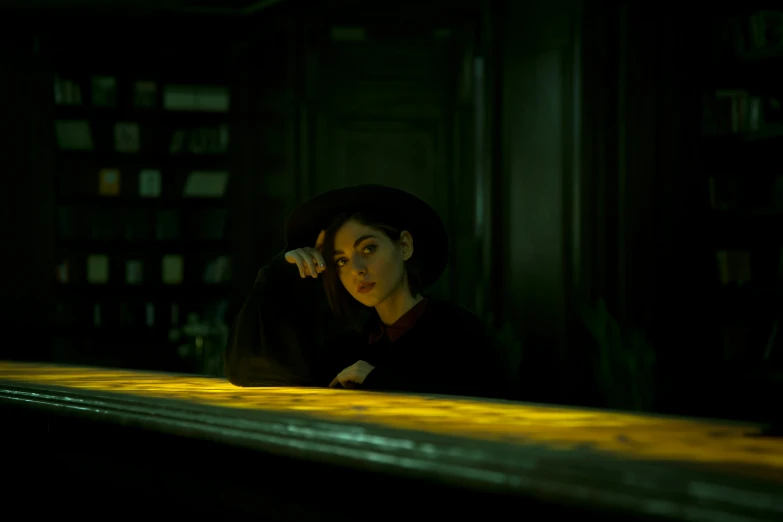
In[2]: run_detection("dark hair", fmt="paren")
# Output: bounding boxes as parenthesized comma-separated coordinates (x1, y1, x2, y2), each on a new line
(321, 209, 423, 328)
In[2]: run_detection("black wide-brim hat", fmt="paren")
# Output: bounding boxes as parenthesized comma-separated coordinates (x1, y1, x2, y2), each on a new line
(284, 185, 449, 289)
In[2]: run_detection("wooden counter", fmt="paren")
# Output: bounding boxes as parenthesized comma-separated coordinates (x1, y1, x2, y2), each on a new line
(1, 361, 781, 520)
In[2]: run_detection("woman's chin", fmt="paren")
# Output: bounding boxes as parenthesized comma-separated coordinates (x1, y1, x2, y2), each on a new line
(353, 293, 380, 307)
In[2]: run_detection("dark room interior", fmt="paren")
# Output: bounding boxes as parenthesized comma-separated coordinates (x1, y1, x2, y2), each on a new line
(1, 1, 782, 519)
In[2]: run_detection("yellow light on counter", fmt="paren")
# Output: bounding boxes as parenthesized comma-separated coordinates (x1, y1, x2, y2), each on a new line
(0, 361, 781, 473)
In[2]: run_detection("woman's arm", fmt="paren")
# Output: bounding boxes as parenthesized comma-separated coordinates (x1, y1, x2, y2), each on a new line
(224, 250, 327, 387)
(359, 308, 514, 400)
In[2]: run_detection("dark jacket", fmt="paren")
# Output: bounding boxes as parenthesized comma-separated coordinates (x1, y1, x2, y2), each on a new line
(224, 252, 511, 399)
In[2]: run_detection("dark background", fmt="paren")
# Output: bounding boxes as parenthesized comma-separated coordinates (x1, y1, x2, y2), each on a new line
(1, 0, 781, 424)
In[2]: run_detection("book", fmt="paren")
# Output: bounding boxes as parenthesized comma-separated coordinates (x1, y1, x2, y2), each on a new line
(55, 120, 93, 150)
(56, 260, 69, 283)
(54, 301, 72, 327)
(139, 169, 161, 198)
(87, 255, 109, 284)
(189, 125, 228, 154)
(219, 124, 230, 152)
(194, 209, 228, 239)
(53, 75, 65, 105)
(747, 11, 783, 54)
(708, 176, 740, 210)
(145, 303, 155, 327)
(134, 81, 157, 108)
(91, 209, 120, 239)
(163, 85, 197, 111)
(772, 175, 783, 207)
(331, 27, 367, 42)
(170, 130, 186, 154)
(125, 210, 152, 241)
(717, 250, 752, 286)
(57, 207, 72, 239)
(196, 86, 230, 112)
(99, 169, 120, 196)
(722, 324, 749, 362)
(704, 91, 762, 135)
(155, 210, 180, 240)
(187, 128, 210, 154)
(125, 260, 143, 285)
(183, 171, 229, 197)
(119, 300, 138, 327)
(162, 255, 183, 284)
(54, 75, 82, 106)
(163, 84, 229, 112)
(91, 76, 117, 107)
(203, 256, 231, 283)
(171, 126, 229, 155)
(114, 122, 140, 153)
(778, 249, 783, 285)
(204, 300, 229, 325)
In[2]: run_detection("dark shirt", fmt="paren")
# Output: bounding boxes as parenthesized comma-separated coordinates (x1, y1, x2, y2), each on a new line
(354, 299, 507, 398)
(224, 251, 512, 400)
(368, 297, 430, 345)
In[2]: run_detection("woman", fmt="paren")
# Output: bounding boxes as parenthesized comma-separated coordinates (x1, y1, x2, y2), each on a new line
(224, 185, 512, 399)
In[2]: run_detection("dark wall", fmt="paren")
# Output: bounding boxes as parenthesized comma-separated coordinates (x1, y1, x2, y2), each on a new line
(0, 33, 56, 360)
(499, 0, 582, 403)
(579, 5, 710, 412)
(498, 2, 717, 411)
(289, 7, 487, 305)
(227, 17, 299, 292)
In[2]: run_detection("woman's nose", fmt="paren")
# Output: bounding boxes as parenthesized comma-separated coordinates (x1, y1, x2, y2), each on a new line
(351, 256, 366, 275)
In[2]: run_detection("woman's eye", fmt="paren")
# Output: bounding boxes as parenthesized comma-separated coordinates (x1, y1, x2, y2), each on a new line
(336, 258, 347, 268)
(362, 245, 377, 254)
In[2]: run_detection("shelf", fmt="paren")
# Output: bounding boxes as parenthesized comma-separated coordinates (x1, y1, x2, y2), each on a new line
(708, 289, 781, 325)
(56, 149, 229, 166)
(55, 282, 233, 297)
(708, 52, 783, 91)
(713, 207, 783, 217)
(710, 285, 783, 314)
(49, 60, 237, 375)
(706, 126, 783, 144)
(51, 324, 175, 340)
(50, 336, 192, 374)
(56, 238, 229, 253)
(709, 209, 783, 247)
(702, 132, 783, 172)
(54, 104, 231, 124)
(57, 196, 229, 209)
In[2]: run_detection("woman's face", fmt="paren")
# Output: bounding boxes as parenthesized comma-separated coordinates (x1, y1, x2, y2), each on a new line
(331, 219, 413, 307)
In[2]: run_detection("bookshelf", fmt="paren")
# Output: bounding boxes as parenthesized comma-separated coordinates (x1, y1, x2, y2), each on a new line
(51, 67, 234, 376)
(701, 9, 783, 420)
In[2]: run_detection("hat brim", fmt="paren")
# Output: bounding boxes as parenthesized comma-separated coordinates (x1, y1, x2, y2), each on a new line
(284, 185, 448, 289)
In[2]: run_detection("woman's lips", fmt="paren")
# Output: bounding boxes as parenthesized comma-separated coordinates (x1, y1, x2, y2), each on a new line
(357, 282, 376, 294)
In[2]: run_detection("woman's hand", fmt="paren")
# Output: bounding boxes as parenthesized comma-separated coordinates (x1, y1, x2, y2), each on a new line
(329, 360, 375, 389)
(285, 230, 326, 278)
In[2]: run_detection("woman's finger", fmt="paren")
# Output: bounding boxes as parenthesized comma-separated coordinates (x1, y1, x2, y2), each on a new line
(307, 248, 327, 272)
(296, 258, 307, 278)
(289, 251, 306, 278)
(297, 248, 318, 278)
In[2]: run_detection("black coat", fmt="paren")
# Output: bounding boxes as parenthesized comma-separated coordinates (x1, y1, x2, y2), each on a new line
(224, 252, 512, 400)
